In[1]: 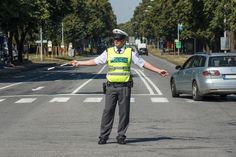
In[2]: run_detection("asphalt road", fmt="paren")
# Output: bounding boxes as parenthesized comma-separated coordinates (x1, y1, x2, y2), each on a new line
(0, 54, 235, 157)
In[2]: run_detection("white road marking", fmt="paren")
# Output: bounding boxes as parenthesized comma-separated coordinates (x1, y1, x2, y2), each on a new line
(151, 97, 169, 103)
(47, 67, 55, 71)
(0, 99, 5, 102)
(32, 86, 45, 91)
(184, 99, 196, 103)
(0, 93, 163, 98)
(84, 97, 103, 102)
(71, 65, 107, 94)
(0, 82, 23, 90)
(132, 68, 155, 95)
(130, 97, 135, 103)
(15, 98, 37, 103)
(137, 69, 163, 95)
(49, 97, 70, 103)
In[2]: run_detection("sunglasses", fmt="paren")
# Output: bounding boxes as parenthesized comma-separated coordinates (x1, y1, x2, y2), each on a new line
(114, 38, 124, 41)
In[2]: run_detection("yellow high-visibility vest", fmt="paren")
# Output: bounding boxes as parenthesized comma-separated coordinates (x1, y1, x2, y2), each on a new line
(107, 47, 132, 82)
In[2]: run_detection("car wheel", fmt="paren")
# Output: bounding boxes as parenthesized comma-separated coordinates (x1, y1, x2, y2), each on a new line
(192, 81, 202, 101)
(171, 79, 179, 97)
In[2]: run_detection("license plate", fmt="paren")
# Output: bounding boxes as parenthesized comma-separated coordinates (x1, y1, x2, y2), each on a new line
(223, 75, 236, 79)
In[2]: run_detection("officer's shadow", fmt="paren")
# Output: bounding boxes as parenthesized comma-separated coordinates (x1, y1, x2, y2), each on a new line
(108, 137, 175, 144)
(125, 136, 175, 144)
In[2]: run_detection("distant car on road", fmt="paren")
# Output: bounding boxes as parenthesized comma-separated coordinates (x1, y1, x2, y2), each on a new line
(138, 48, 148, 56)
(137, 43, 148, 56)
(170, 52, 236, 101)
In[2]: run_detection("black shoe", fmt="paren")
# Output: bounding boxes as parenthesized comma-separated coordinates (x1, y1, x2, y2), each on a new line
(117, 138, 126, 145)
(98, 138, 107, 145)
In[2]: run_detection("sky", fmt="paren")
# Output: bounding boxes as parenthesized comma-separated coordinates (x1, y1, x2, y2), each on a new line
(109, 0, 142, 24)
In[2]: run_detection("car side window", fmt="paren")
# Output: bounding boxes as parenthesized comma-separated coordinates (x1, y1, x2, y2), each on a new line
(192, 56, 206, 67)
(199, 56, 206, 67)
(192, 56, 201, 68)
(183, 56, 195, 69)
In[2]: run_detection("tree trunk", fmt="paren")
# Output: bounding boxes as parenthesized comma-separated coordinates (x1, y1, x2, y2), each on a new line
(7, 32, 14, 63)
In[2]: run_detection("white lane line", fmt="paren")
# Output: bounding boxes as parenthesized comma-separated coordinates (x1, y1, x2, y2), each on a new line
(137, 69, 163, 95)
(132, 68, 155, 95)
(0, 99, 5, 102)
(50, 97, 70, 103)
(151, 97, 169, 103)
(32, 86, 45, 91)
(15, 98, 37, 103)
(0, 82, 23, 90)
(84, 97, 103, 102)
(0, 93, 162, 98)
(130, 97, 135, 103)
(71, 65, 107, 94)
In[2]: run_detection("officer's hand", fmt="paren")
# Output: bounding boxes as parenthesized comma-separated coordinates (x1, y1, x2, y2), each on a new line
(69, 60, 79, 67)
(159, 70, 169, 77)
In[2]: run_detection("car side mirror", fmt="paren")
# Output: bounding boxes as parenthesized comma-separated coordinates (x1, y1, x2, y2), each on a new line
(175, 65, 182, 70)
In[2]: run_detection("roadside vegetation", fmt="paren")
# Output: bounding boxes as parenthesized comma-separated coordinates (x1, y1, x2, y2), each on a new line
(1, 0, 235, 66)
(149, 47, 189, 66)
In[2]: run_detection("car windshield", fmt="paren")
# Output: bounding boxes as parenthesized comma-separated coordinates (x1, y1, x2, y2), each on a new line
(208, 56, 236, 67)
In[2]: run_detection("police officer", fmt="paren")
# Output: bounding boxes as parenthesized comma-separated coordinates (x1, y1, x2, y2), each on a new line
(70, 29, 169, 145)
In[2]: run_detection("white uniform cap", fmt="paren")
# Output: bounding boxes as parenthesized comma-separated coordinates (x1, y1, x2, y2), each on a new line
(112, 29, 128, 37)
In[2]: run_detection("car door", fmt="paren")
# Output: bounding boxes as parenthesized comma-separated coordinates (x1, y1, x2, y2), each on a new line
(183, 56, 203, 92)
(175, 56, 195, 91)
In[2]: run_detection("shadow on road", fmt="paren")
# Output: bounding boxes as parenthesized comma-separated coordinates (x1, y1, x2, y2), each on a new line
(126, 137, 175, 144)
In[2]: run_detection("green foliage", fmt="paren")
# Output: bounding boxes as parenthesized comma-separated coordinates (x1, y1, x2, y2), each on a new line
(130, 0, 236, 51)
(0, 0, 116, 63)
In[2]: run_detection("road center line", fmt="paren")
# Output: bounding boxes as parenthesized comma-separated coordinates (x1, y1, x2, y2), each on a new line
(132, 68, 155, 95)
(71, 65, 106, 94)
(137, 69, 163, 95)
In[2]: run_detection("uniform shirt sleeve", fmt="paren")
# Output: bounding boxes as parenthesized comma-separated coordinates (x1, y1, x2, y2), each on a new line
(131, 49, 145, 68)
(93, 50, 107, 65)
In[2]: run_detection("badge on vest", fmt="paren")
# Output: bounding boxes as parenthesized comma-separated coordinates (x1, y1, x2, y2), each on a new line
(110, 57, 128, 63)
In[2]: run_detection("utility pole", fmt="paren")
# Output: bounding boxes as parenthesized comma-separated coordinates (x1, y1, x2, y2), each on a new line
(61, 22, 64, 47)
(224, 4, 227, 53)
(40, 27, 43, 62)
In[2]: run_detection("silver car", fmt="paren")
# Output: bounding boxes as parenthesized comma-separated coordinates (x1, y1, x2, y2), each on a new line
(170, 53, 236, 101)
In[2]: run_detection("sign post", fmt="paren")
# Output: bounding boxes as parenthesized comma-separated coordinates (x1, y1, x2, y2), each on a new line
(177, 23, 183, 55)
(220, 37, 230, 52)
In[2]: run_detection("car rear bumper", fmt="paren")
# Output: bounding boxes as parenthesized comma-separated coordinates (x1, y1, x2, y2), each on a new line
(202, 88, 236, 95)
(200, 79, 236, 95)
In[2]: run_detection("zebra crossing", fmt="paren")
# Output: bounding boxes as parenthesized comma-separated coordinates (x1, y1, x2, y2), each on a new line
(0, 96, 170, 104)
(0, 95, 217, 104)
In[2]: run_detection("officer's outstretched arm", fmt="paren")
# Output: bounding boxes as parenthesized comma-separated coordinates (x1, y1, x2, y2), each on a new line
(143, 61, 169, 77)
(69, 59, 97, 67)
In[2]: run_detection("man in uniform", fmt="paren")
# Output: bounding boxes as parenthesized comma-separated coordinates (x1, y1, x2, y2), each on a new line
(70, 29, 169, 145)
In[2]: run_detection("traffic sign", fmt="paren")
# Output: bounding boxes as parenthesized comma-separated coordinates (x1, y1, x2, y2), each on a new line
(175, 40, 182, 49)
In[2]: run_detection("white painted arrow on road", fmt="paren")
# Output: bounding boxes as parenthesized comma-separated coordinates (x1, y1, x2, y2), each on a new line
(32, 86, 45, 91)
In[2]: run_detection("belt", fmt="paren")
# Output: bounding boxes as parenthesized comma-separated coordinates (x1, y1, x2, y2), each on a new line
(107, 82, 131, 87)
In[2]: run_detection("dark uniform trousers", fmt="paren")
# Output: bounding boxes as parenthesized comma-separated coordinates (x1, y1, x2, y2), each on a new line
(100, 84, 131, 140)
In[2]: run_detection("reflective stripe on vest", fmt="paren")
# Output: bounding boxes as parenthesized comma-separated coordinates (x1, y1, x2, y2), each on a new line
(107, 47, 132, 82)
